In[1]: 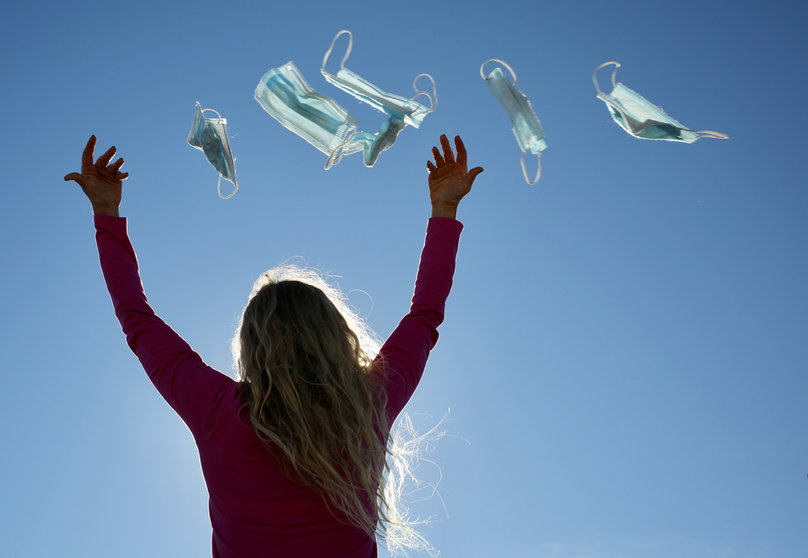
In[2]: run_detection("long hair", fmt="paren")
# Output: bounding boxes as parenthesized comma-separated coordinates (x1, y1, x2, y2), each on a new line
(232, 265, 392, 537)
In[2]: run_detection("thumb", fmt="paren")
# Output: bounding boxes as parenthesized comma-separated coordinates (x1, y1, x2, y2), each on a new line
(468, 166, 484, 184)
(64, 172, 82, 183)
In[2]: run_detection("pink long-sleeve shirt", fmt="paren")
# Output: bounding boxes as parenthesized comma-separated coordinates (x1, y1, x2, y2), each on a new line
(95, 215, 463, 558)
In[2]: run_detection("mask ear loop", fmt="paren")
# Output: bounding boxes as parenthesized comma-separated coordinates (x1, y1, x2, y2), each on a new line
(687, 129, 730, 139)
(201, 107, 223, 120)
(410, 73, 438, 112)
(324, 127, 358, 170)
(217, 174, 238, 199)
(520, 151, 541, 185)
(592, 61, 620, 96)
(480, 58, 518, 85)
(321, 29, 353, 78)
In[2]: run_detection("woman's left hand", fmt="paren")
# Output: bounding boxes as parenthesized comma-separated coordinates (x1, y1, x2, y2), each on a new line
(64, 135, 128, 217)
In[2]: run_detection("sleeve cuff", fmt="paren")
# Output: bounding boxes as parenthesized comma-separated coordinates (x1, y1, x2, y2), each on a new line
(94, 213, 126, 228)
(427, 216, 464, 235)
(94, 214, 129, 243)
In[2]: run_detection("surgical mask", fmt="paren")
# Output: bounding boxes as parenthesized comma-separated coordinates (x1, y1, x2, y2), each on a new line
(187, 101, 239, 199)
(480, 59, 547, 184)
(254, 61, 362, 169)
(593, 61, 729, 143)
(321, 30, 437, 166)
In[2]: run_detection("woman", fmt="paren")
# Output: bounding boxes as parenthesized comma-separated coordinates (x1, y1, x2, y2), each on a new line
(65, 134, 483, 558)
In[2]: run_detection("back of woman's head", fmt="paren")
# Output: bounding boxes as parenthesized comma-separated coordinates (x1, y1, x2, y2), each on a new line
(239, 278, 366, 397)
(232, 265, 389, 535)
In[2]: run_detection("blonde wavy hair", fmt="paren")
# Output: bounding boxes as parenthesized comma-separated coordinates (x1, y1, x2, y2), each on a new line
(232, 265, 395, 539)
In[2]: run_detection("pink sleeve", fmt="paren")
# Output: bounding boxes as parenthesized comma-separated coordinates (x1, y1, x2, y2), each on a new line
(95, 215, 235, 436)
(375, 217, 463, 424)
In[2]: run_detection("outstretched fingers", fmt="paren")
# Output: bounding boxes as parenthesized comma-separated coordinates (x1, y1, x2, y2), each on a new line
(427, 134, 481, 183)
(65, 135, 129, 184)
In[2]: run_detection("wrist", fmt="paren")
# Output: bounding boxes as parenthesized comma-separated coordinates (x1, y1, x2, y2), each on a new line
(431, 204, 458, 219)
(93, 205, 120, 217)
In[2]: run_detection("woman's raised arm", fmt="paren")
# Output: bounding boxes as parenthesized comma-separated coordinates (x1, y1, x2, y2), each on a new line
(64, 135, 233, 436)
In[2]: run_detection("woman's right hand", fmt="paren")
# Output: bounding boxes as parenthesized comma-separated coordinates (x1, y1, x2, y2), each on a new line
(426, 134, 483, 219)
(64, 135, 128, 217)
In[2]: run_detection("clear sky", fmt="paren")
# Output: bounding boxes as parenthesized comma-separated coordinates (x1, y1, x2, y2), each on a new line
(1, 1, 806, 557)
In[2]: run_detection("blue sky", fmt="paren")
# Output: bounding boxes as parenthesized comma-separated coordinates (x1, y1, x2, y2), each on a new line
(1, 1, 806, 557)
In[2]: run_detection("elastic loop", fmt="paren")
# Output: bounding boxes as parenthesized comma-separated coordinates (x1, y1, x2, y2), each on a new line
(321, 29, 353, 75)
(411, 91, 434, 108)
(592, 61, 621, 95)
(480, 58, 517, 85)
(689, 129, 730, 140)
(520, 151, 541, 185)
(217, 174, 238, 200)
(201, 108, 223, 120)
(324, 128, 357, 170)
(410, 73, 437, 111)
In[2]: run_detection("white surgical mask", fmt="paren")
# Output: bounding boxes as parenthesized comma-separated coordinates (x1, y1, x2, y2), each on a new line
(593, 61, 729, 143)
(481, 59, 547, 184)
(255, 61, 361, 169)
(187, 102, 239, 199)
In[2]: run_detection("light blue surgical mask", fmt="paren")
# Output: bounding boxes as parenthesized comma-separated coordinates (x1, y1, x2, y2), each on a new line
(254, 61, 362, 169)
(321, 30, 437, 166)
(480, 59, 547, 184)
(187, 101, 239, 199)
(593, 61, 729, 143)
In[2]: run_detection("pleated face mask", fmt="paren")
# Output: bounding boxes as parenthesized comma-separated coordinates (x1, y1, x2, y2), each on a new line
(187, 102, 239, 199)
(254, 61, 362, 169)
(481, 59, 547, 184)
(593, 61, 729, 143)
(321, 30, 437, 166)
